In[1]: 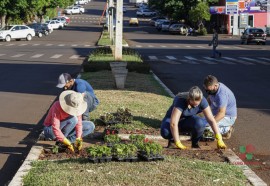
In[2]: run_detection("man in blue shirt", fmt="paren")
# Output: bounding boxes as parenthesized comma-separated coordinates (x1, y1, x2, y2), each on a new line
(56, 73, 99, 121)
(203, 75, 237, 139)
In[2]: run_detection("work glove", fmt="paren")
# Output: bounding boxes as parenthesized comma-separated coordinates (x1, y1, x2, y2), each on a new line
(215, 134, 227, 149)
(175, 141, 187, 150)
(63, 138, 75, 152)
(74, 137, 83, 151)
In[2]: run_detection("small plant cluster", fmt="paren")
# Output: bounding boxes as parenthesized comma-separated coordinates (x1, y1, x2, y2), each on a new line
(202, 129, 215, 141)
(100, 107, 133, 125)
(87, 145, 112, 163)
(112, 143, 138, 161)
(104, 134, 121, 144)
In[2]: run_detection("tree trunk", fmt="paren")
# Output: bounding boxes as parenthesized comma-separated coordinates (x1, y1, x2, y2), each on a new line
(1, 15, 6, 27)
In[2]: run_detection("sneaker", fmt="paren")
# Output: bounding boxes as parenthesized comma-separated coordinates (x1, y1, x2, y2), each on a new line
(222, 126, 234, 139)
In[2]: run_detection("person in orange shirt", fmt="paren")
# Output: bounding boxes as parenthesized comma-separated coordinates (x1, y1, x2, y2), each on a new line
(43, 90, 95, 152)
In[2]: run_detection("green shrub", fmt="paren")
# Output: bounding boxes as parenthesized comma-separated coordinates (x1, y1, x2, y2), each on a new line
(198, 27, 207, 35)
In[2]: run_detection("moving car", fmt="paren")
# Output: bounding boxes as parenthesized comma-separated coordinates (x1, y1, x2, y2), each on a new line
(129, 18, 139, 26)
(64, 6, 84, 14)
(241, 28, 266, 45)
(0, 25, 35, 42)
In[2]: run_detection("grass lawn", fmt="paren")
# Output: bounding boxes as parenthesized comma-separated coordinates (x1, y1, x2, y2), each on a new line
(81, 71, 172, 130)
(23, 156, 248, 186)
(97, 31, 128, 46)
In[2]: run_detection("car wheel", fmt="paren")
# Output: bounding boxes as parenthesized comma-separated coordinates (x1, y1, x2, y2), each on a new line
(38, 32, 42, 38)
(5, 35, 11, 42)
(80, 11, 82, 14)
(26, 34, 32, 41)
(59, 26, 63, 29)
(44, 31, 49, 36)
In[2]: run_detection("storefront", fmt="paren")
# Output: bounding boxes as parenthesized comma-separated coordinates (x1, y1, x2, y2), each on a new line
(210, 0, 269, 35)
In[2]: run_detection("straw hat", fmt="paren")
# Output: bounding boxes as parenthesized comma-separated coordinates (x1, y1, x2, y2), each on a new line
(59, 90, 87, 116)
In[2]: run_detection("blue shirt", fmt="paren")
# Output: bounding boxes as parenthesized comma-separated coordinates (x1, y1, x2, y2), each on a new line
(164, 96, 209, 119)
(209, 83, 237, 117)
(72, 79, 99, 106)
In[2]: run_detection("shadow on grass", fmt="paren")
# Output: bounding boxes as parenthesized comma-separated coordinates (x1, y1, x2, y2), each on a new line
(133, 116, 161, 129)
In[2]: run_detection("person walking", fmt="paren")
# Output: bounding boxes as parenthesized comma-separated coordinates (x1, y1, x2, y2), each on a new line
(209, 28, 221, 58)
(203, 75, 237, 139)
(43, 90, 95, 152)
(160, 86, 227, 149)
(56, 73, 99, 121)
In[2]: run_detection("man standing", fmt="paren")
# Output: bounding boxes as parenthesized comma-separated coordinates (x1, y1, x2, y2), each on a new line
(209, 28, 221, 58)
(56, 73, 99, 121)
(203, 75, 237, 139)
(43, 90, 95, 151)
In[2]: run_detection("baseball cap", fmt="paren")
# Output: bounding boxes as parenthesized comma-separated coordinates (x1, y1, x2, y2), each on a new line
(56, 73, 72, 88)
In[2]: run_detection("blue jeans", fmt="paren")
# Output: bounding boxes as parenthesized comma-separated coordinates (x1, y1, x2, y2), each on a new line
(160, 115, 206, 146)
(203, 116, 236, 134)
(83, 91, 99, 121)
(212, 46, 221, 57)
(44, 116, 95, 143)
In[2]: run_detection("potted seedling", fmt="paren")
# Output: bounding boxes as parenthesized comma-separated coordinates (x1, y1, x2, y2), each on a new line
(138, 141, 164, 161)
(87, 145, 112, 163)
(87, 145, 100, 163)
(104, 134, 121, 147)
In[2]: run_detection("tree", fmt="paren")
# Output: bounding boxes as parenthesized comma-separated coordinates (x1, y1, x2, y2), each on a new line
(0, 0, 9, 27)
(189, 1, 210, 28)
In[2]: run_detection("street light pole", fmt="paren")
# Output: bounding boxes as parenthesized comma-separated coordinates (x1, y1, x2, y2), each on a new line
(115, 0, 123, 60)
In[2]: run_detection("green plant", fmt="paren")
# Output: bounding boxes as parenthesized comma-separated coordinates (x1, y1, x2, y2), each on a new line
(52, 145, 59, 154)
(87, 145, 112, 158)
(99, 107, 133, 125)
(140, 142, 163, 156)
(198, 27, 207, 35)
(112, 143, 138, 158)
(104, 134, 121, 144)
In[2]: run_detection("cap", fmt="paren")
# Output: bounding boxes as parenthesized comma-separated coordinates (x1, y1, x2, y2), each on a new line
(56, 73, 72, 88)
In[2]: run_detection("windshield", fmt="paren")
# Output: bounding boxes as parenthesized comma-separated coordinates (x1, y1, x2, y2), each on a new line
(0, 26, 13, 30)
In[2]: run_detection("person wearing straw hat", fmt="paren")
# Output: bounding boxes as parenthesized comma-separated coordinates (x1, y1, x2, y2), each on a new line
(43, 90, 95, 152)
(56, 73, 99, 121)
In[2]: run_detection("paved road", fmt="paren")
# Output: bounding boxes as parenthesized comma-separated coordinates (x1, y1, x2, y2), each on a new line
(0, 1, 104, 185)
(123, 1, 270, 156)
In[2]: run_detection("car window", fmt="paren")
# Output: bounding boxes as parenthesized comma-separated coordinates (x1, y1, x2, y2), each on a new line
(250, 29, 264, 33)
(13, 26, 20, 31)
(0, 26, 12, 30)
(20, 26, 28, 30)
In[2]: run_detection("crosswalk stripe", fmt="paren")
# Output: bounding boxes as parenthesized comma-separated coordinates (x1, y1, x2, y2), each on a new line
(203, 57, 236, 65)
(19, 44, 27, 46)
(185, 46, 191, 48)
(161, 59, 181, 64)
(184, 56, 197, 60)
(136, 45, 142, 48)
(31, 54, 44, 58)
(233, 46, 244, 49)
(32, 44, 40, 46)
(70, 55, 80, 59)
(166, 56, 177, 60)
(222, 57, 254, 65)
(6, 44, 14, 46)
(72, 44, 78, 47)
(84, 45, 91, 47)
(50, 54, 62, 59)
(148, 45, 154, 47)
(239, 57, 270, 65)
(197, 46, 205, 48)
(11, 54, 25, 58)
(161, 45, 167, 48)
(148, 56, 158, 60)
(0, 54, 6, 56)
(58, 44, 65, 46)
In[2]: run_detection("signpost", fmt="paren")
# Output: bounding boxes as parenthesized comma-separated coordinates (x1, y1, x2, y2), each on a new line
(239, 13, 249, 29)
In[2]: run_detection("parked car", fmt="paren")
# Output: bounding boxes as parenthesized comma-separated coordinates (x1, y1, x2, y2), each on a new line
(57, 16, 71, 25)
(28, 23, 49, 37)
(154, 19, 167, 27)
(161, 21, 171, 31)
(64, 6, 84, 14)
(136, 9, 156, 17)
(241, 28, 266, 45)
(74, 5, 85, 14)
(75, 0, 87, 5)
(0, 25, 35, 42)
(149, 16, 166, 26)
(169, 23, 188, 35)
(45, 20, 64, 30)
(129, 18, 139, 26)
(52, 17, 68, 26)
(156, 20, 169, 31)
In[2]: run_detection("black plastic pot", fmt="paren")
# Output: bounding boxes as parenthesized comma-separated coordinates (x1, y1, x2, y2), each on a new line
(88, 157, 99, 163)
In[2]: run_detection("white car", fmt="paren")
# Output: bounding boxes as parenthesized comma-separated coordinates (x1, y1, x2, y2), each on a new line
(74, 5, 85, 13)
(75, 0, 87, 5)
(136, 9, 156, 17)
(45, 20, 64, 30)
(0, 25, 35, 42)
(64, 6, 84, 14)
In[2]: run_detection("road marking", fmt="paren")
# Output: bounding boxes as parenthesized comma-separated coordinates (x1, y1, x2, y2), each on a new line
(222, 46, 230, 49)
(197, 46, 205, 48)
(50, 54, 63, 58)
(161, 59, 181, 64)
(184, 56, 197, 60)
(72, 44, 78, 47)
(135, 45, 142, 48)
(183, 56, 200, 64)
(11, 54, 25, 58)
(31, 54, 44, 58)
(185, 46, 191, 48)
(70, 55, 80, 59)
(239, 57, 270, 65)
(222, 57, 254, 65)
(0, 54, 6, 56)
(148, 56, 158, 60)
(84, 45, 91, 47)
(46, 44, 53, 46)
(32, 44, 40, 46)
(6, 44, 15, 46)
(166, 56, 177, 60)
(58, 44, 65, 46)
(148, 45, 154, 48)
(203, 57, 236, 65)
(233, 46, 244, 49)
(161, 45, 167, 48)
(173, 45, 179, 48)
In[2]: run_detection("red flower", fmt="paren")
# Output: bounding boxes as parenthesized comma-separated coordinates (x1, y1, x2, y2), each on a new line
(144, 138, 149, 143)
(106, 130, 110, 135)
(112, 130, 115, 134)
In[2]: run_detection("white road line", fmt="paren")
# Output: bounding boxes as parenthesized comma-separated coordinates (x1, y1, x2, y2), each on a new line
(6, 44, 15, 46)
(197, 46, 205, 48)
(173, 45, 179, 48)
(72, 44, 78, 47)
(239, 57, 270, 65)
(0, 54, 6, 56)
(135, 45, 142, 48)
(233, 46, 244, 49)
(257, 57, 270, 62)
(184, 56, 197, 60)
(32, 44, 40, 46)
(31, 54, 44, 58)
(222, 57, 254, 65)
(84, 45, 91, 47)
(148, 56, 158, 60)
(222, 46, 230, 49)
(11, 54, 25, 58)
(203, 57, 236, 65)
(50, 54, 63, 59)
(148, 45, 154, 48)
(185, 46, 191, 48)
(161, 45, 167, 48)
(46, 44, 53, 46)
(58, 44, 65, 46)
(166, 56, 177, 60)
(19, 44, 27, 46)
(161, 59, 181, 64)
(70, 55, 80, 59)
(182, 56, 200, 64)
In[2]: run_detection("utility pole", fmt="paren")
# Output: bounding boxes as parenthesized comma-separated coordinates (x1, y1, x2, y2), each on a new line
(115, 0, 123, 60)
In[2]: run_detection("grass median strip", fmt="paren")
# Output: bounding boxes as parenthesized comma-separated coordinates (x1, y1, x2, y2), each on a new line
(23, 156, 248, 185)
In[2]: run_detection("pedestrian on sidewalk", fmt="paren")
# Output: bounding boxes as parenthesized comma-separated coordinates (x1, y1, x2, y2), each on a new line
(56, 73, 99, 121)
(209, 28, 221, 58)
(202, 75, 237, 139)
(43, 90, 95, 152)
(160, 86, 227, 149)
